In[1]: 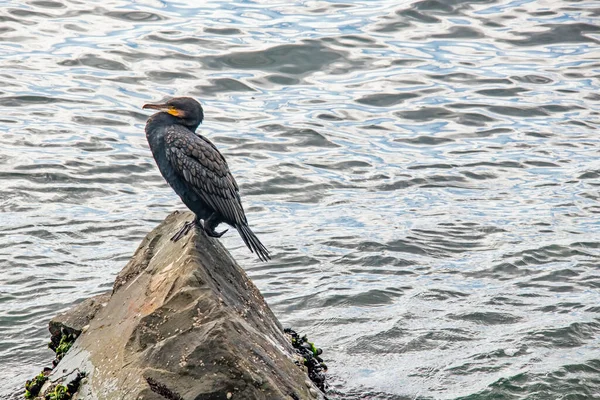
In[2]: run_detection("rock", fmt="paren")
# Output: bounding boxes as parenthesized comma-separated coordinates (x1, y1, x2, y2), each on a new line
(48, 292, 111, 350)
(44, 211, 324, 400)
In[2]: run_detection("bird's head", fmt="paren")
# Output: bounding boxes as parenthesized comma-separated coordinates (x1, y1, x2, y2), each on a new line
(143, 97, 204, 130)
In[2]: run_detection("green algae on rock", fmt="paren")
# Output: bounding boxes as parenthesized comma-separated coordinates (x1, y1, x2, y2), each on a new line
(24, 371, 49, 399)
(45, 385, 68, 400)
(285, 328, 328, 393)
(49, 331, 76, 363)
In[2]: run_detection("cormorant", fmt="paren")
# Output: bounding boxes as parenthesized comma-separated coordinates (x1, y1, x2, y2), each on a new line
(142, 97, 270, 262)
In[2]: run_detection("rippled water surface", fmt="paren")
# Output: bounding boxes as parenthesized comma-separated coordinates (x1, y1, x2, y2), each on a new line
(2, 0, 600, 398)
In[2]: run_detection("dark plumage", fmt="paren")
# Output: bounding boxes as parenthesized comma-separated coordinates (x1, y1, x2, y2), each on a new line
(142, 97, 270, 261)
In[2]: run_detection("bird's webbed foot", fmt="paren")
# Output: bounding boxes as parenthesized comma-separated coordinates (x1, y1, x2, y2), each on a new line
(204, 227, 229, 238)
(171, 217, 199, 242)
(203, 213, 228, 238)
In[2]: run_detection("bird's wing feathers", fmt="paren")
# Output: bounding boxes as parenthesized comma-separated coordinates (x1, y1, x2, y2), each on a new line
(165, 126, 247, 225)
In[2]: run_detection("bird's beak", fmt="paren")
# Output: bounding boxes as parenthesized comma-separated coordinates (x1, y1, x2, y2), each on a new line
(142, 103, 182, 117)
(142, 103, 168, 111)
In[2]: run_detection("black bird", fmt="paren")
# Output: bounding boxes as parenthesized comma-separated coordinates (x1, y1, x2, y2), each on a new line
(142, 97, 270, 261)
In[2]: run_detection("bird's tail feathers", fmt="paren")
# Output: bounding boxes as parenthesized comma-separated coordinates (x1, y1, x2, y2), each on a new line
(237, 224, 271, 262)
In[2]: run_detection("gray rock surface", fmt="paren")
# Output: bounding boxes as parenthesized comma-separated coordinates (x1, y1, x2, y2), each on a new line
(46, 211, 323, 400)
(49, 292, 110, 346)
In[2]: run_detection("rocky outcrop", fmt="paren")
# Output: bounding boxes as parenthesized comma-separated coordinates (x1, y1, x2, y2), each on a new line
(49, 293, 111, 341)
(39, 211, 324, 400)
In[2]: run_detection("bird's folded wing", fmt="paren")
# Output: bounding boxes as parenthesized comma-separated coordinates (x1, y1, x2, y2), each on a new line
(165, 128, 247, 225)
